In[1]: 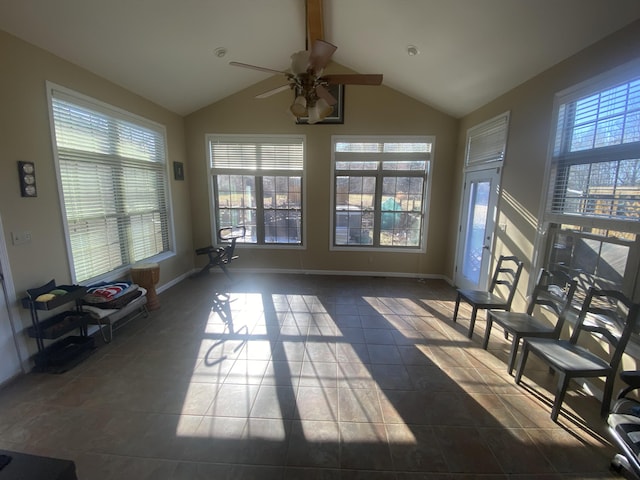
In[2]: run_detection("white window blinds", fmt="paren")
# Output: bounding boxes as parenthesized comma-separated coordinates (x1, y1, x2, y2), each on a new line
(50, 88, 170, 283)
(548, 67, 640, 227)
(208, 135, 304, 171)
(465, 112, 510, 166)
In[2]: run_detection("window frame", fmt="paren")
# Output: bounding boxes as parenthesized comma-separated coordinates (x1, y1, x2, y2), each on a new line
(536, 59, 640, 302)
(46, 82, 174, 285)
(330, 135, 434, 253)
(206, 134, 306, 249)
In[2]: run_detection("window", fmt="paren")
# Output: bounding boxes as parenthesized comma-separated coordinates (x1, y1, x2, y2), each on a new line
(331, 136, 432, 250)
(48, 85, 171, 284)
(465, 112, 509, 167)
(545, 224, 637, 301)
(208, 135, 304, 245)
(542, 61, 640, 301)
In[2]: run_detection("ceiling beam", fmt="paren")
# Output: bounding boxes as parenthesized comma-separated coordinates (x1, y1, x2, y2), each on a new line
(306, 0, 324, 48)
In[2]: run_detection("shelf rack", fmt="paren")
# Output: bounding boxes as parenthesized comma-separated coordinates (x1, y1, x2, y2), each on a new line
(22, 279, 95, 373)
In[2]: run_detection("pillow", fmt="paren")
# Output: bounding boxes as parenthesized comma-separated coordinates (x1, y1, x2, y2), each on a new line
(84, 282, 137, 304)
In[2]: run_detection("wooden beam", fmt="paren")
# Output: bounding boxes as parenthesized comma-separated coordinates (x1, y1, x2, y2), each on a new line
(306, 0, 324, 48)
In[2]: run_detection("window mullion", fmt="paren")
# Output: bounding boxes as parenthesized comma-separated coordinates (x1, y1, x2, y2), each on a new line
(255, 176, 265, 243)
(112, 164, 131, 265)
(372, 168, 383, 247)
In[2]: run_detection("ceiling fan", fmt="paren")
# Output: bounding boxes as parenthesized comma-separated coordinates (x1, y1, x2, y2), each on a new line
(229, 0, 383, 123)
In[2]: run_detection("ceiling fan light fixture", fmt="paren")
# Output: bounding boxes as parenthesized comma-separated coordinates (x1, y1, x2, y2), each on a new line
(307, 103, 322, 124)
(290, 95, 307, 117)
(291, 50, 311, 75)
(316, 97, 332, 117)
(229, 0, 383, 124)
(307, 97, 332, 124)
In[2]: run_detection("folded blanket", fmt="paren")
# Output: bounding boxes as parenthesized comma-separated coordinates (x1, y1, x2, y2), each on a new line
(84, 282, 138, 304)
(84, 288, 144, 310)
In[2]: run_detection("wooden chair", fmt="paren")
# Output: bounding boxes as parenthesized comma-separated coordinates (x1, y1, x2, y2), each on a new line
(452, 255, 524, 338)
(195, 226, 246, 279)
(482, 268, 577, 374)
(515, 288, 640, 422)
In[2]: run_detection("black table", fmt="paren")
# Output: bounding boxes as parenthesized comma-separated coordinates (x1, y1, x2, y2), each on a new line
(0, 450, 77, 480)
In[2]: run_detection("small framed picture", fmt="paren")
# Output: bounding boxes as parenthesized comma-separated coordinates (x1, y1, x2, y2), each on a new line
(173, 161, 184, 181)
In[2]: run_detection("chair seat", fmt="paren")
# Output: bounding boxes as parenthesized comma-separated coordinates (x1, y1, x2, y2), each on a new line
(526, 338, 612, 374)
(458, 289, 508, 308)
(488, 311, 555, 335)
(516, 288, 639, 422)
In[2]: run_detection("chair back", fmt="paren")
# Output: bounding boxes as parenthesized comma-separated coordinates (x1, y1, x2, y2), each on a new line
(218, 225, 246, 260)
(570, 288, 640, 372)
(488, 255, 524, 308)
(527, 268, 578, 337)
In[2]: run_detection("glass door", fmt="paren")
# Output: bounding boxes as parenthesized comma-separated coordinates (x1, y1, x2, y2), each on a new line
(455, 167, 501, 290)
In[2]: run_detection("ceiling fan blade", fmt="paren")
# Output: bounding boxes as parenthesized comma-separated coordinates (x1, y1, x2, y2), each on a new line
(306, 0, 324, 47)
(315, 85, 337, 106)
(324, 74, 383, 85)
(255, 84, 291, 99)
(229, 61, 287, 75)
(309, 39, 337, 72)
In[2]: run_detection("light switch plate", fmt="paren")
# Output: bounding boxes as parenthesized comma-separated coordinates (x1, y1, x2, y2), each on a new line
(11, 231, 32, 245)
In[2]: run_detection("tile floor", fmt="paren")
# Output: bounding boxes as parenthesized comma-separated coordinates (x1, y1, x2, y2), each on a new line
(0, 273, 624, 479)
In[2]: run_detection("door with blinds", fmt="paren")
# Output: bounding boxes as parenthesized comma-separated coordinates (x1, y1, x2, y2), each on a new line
(454, 112, 509, 290)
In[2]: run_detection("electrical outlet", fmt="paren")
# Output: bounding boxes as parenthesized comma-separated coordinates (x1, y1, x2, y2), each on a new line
(11, 231, 32, 245)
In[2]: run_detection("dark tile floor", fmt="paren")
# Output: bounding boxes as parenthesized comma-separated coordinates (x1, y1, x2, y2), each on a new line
(0, 273, 622, 479)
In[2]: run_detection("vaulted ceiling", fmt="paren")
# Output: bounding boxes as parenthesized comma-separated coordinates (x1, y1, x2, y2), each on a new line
(2, 0, 639, 118)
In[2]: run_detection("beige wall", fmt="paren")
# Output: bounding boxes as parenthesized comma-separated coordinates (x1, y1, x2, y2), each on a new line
(2, 18, 639, 365)
(455, 20, 640, 312)
(0, 31, 192, 356)
(185, 65, 459, 277)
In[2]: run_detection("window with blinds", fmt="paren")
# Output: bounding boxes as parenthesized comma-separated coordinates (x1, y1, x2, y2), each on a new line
(465, 112, 510, 166)
(331, 136, 432, 250)
(49, 86, 171, 283)
(207, 135, 305, 245)
(541, 60, 640, 302)
(548, 73, 640, 227)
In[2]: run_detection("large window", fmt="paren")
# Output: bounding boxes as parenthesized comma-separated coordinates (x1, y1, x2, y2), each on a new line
(48, 85, 171, 284)
(542, 61, 640, 301)
(208, 135, 304, 245)
(332, 136, 432, 250)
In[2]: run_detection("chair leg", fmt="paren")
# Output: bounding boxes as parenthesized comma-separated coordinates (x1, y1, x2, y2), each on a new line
(481, 316, 493, 349)
(219, 262, 232, 280)
(507, 334, 520, 375)
(551, 373, 570, 422)
(452, 294, 461, 323)
(515, 342, 529, 384)
(601, 374, 615, 419)
(467, 307, 478, 338)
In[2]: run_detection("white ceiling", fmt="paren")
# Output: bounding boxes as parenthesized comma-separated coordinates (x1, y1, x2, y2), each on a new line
(2, 0, 639, 118)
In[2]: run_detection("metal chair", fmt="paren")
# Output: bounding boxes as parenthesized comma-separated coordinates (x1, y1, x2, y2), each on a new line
(608, 370, 640, 479)
(482, 268, 577, 374)
(452, 255, 524, 338)
(515, 288, 640, 422)
(195, 226, 246, 279)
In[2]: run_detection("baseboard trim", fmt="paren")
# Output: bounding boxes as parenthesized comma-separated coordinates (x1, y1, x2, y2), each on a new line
(186, 267, 452, 284)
